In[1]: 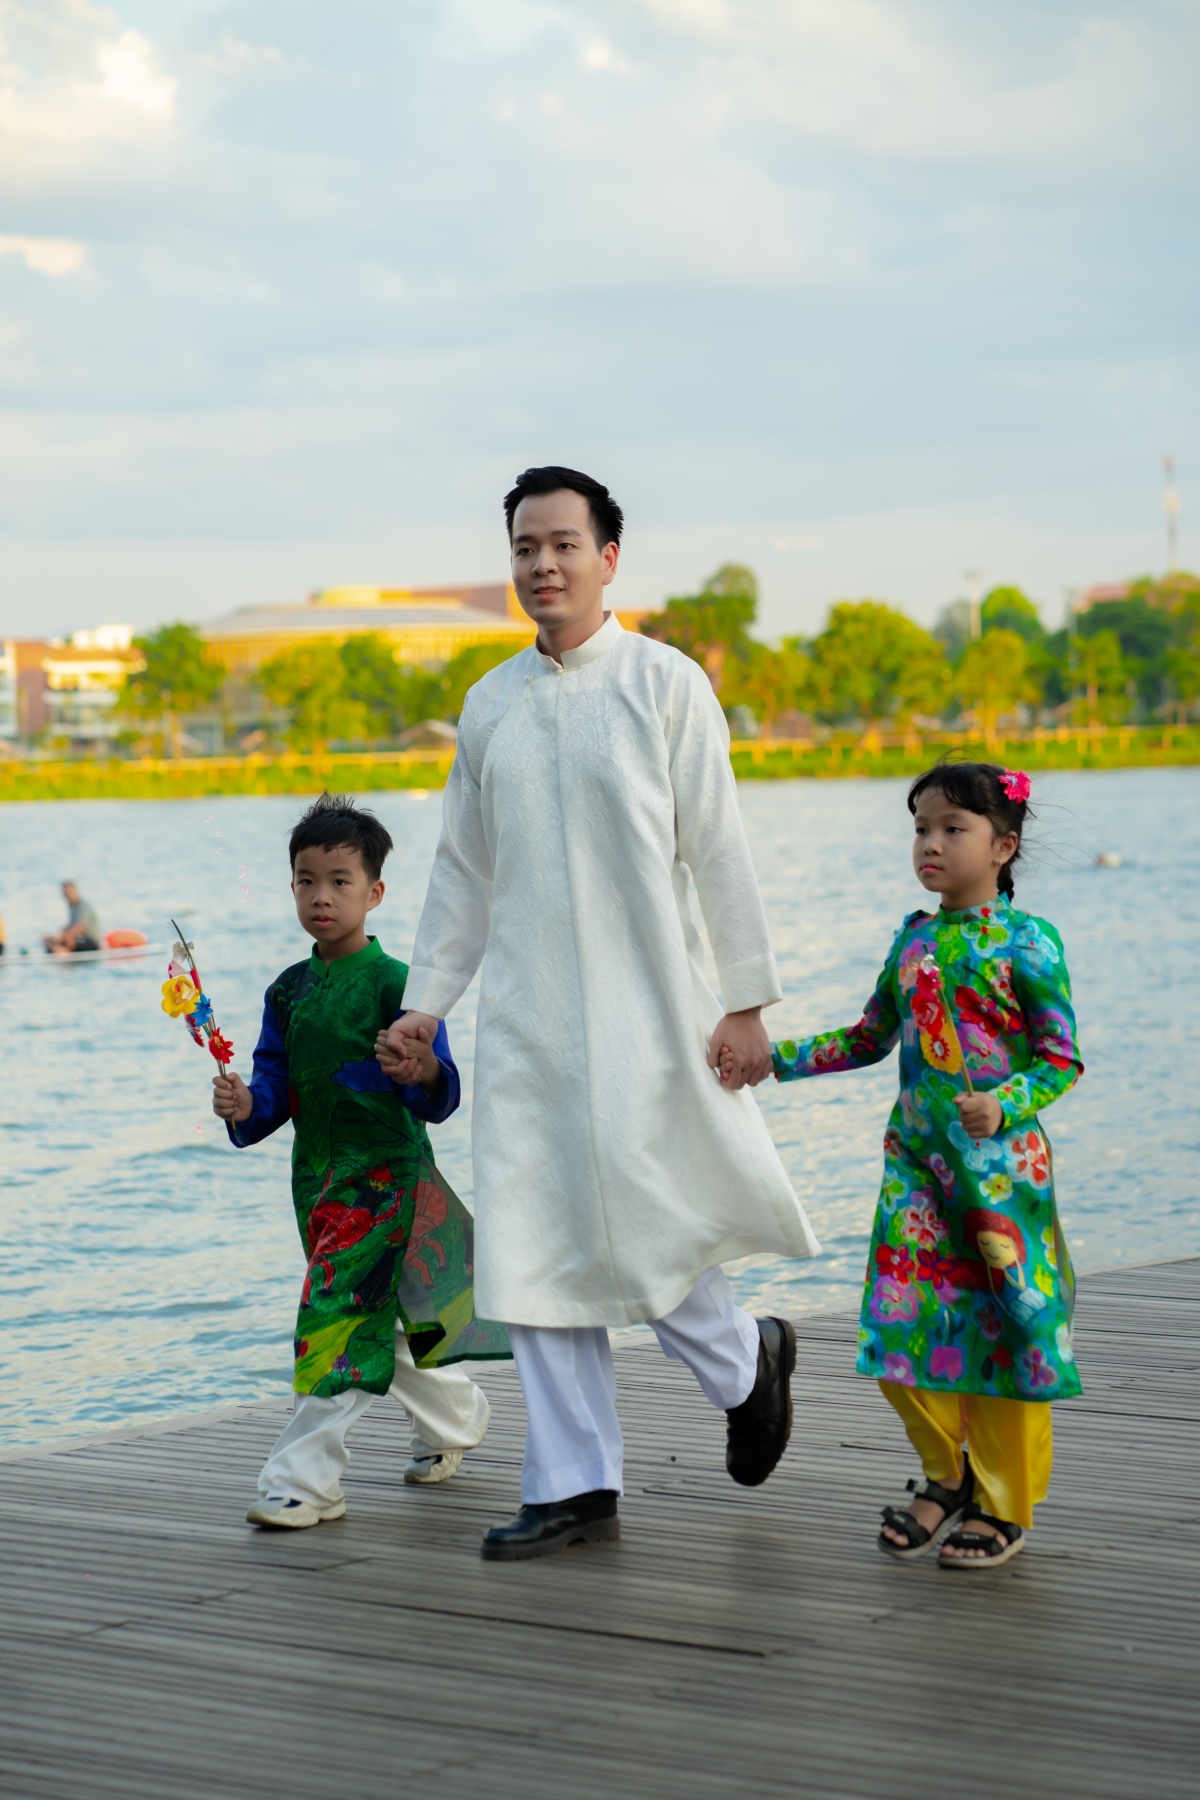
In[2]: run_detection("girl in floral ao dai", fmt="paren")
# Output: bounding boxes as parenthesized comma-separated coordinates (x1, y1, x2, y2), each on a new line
(757, 761, 1084, 1571)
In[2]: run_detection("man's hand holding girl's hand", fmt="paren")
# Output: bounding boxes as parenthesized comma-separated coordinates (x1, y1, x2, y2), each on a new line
(708, 1007, 773, 1090)
(212, 1071, 253, 1123)
(376, 1012, 441, 1089)
(954, 1091, 1003, 1140)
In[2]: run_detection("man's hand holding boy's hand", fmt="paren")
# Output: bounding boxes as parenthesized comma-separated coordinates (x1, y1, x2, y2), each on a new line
(212, 1071, 253, 1124)
(376, 1013, 442, 1089)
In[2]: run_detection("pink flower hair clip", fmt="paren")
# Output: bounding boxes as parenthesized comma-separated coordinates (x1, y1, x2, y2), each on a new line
(999, 768, 1031, 803)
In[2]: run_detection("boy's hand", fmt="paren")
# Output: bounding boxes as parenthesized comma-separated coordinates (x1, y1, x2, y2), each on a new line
(212, 1071, 253, 1124)
(376, 1017, 441, 1089)
(954, 1092, 1003, 1140)
(717, 1046, 741, 1089)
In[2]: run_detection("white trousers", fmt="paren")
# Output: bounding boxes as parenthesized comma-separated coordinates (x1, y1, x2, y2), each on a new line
(258, 1324, 492, 1509)
(509, 1267, 759, 1504)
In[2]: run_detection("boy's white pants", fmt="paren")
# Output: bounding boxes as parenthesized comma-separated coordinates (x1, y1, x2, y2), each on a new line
(508, 1267, 759, 1505)
(258, 1323, 491, 1509)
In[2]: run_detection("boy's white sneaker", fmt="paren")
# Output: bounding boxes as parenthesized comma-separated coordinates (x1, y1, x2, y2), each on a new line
(404, 1448, 464, 1485)
(246, 1494, 347, 1529)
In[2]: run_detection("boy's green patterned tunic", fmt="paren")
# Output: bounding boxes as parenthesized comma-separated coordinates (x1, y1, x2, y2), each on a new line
(774, 898, 1083, 1402)
(231, 937, 508, 1397)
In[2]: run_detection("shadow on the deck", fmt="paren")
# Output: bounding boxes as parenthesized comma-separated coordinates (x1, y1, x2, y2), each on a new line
(1, 1260, 1197, 1800)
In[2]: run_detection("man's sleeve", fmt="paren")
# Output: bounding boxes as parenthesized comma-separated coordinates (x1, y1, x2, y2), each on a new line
(667, 661, 783, 1013)
(403, 709, 494, 1019)
(392, 1017, 462, 1125)
(227, 994, 292, 1147)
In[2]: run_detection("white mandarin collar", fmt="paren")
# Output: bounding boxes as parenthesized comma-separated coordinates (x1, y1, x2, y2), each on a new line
(535, 611, 624, 672)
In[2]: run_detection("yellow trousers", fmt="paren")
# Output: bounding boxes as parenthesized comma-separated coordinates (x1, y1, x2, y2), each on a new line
(879, 1381, 1052, 1530)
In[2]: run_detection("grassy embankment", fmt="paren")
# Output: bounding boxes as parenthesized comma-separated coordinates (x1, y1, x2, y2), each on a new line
(2, 724, 1199, 802)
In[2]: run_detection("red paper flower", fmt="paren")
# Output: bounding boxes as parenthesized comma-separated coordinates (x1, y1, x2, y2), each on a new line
(912, 956, 947, 1029)
(999, 768, 1031, 803)
(207, 1028, 235, 1066)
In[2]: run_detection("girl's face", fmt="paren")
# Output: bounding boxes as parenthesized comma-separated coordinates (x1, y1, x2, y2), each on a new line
(976, 1230, 1020, 1270)
(912, 788, 1018, 911)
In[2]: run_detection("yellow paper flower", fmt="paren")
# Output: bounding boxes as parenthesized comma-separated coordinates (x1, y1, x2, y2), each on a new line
(162, 974, 200, 1017)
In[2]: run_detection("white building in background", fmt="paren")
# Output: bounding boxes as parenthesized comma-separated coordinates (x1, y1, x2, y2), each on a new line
(69, 624, 135, 652)
(42, 629, 140, 745)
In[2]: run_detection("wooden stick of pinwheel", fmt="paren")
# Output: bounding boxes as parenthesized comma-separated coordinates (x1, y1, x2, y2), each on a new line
(941, 992, 975, 1095)
(917, 954, 974, 1094)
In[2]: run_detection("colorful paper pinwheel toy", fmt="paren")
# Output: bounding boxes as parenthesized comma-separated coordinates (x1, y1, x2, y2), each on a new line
(162, 920, 234, 1068)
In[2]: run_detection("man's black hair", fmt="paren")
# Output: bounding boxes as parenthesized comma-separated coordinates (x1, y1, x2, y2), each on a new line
(289, 792, 393, 883)
(503, 466, 624, 551)
(907, 760, 1031, 898)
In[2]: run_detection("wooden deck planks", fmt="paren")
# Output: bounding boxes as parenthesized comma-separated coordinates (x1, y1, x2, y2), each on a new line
(2, 1258, 1198, 1799)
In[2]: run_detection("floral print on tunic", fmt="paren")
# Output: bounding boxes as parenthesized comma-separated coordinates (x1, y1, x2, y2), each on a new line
(773, 897, 1083, 1402)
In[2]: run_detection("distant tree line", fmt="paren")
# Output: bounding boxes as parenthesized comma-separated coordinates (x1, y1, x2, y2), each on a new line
(642, 564, 1200, 736)
(118, 565, 1200, 754)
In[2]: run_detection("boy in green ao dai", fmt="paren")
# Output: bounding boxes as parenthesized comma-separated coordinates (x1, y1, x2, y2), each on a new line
(213, 795, 508, 1528)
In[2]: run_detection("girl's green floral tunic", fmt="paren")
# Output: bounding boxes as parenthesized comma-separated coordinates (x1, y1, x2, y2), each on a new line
(773, 898, 1084, 1403)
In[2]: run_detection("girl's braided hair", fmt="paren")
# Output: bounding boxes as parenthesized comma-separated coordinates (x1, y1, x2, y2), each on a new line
(907, 760, 1030, 899)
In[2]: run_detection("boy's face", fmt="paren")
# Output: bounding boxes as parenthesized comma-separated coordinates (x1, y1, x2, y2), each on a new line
(291, 842, 383, 955)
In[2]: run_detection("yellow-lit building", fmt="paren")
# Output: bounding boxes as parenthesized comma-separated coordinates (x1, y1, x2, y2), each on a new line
(200, 584, 647, 674)
(6, 628, 144, 744)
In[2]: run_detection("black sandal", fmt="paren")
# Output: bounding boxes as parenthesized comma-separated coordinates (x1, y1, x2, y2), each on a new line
(878, 1458, 973, 1561)
(937, 1502, 1025, 1571)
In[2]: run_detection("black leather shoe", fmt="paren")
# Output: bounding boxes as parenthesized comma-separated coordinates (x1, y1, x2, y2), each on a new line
(725, 1316, 797, 1487)
(481, 1489, 620, 1562)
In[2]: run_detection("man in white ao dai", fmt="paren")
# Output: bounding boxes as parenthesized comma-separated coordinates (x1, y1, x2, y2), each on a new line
(390, 467, 820, 1560)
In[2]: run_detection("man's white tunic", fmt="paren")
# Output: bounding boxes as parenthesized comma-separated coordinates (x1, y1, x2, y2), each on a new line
(405, 614, 820, 1327)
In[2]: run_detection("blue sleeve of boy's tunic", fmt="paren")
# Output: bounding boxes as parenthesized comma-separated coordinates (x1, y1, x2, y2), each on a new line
(393, 1015, 461, 1125)
(227, 995, 292, 1147)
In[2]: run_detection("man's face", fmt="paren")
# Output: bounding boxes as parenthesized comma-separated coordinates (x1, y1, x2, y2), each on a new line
(62, 882, 78, 903)
(510, 489, 618, 636)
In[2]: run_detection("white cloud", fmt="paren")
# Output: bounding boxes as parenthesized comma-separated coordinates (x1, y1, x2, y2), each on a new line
(0, 235, 86, 276)
(635, 0, 1176, 173)
(582, 37, 632, 73)
(0, 3, 177, 165)
(94, 31, 177, 119)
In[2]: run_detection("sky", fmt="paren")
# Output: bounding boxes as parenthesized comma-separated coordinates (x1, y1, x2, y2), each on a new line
(0, 0, 1196, 640)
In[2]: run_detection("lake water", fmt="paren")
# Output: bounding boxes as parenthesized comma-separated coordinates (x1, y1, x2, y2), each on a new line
(1, 770, 1197, 1447)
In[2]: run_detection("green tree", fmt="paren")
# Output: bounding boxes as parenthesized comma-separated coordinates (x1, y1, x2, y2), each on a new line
(421, 640, 526, 723)
(125, 622, 224, 757)
(1071, 628, 1129, 724)
(640, 564, 758, 698)
(808, 602, 950, 725)
(338, 633, 422, 739)
(720, 638, 815, 732)
(955, 629, 1039, 741)
(981, 587, 1044, 643)
(259, 641, 367, 751)
(1165, 591, 1200, 721)
(1075, 593, 1171, 718)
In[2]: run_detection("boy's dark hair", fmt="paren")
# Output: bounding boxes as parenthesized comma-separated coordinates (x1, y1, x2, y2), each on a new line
(907, 760, 1031, 899)
(503, 466, 624, 551)
(289, 793, 394, 883)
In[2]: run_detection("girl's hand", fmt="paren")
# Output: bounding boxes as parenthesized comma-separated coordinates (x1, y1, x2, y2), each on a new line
(213, 1071, 253, 1123)
(954, 1092, 1003, 1140)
